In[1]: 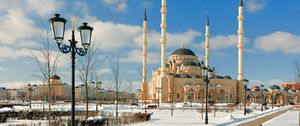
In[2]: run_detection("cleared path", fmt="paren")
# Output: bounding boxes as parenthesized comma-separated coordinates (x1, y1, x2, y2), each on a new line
(263, 109, 299, 126)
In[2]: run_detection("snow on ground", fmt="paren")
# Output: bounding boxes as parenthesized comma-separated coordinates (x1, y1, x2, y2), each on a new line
(126, 103, 292, 126)
(263, 108, 299, 126)
(2, 120, 48, 126)
(218, 106, 291, 126)
(0, 101, 294, 126)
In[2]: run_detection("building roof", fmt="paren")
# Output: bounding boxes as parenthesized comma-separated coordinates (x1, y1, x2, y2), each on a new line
(50, 75, 61, 80)
(269, 85, 281, 90)
(171, 48, 196, 56)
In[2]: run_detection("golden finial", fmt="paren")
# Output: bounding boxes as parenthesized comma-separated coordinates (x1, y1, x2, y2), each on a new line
(71, 16, 76, 31)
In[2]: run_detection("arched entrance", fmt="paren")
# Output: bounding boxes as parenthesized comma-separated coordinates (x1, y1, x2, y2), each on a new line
(246, 93, 255, 104)
(219, 89, 225, 103)
(275, 93, 284, 105)
(198, 89, 204, 103)
(187, 89, 195, 102)
(293, 95, 299, 104)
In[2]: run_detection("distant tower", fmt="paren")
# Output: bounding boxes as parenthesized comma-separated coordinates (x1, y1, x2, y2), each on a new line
(141, 9, 148, 101)
(237, 0, 244, 81)
(158, 0, 167, 104)
(205, 15, 210, 68)
(160, 0, 167, 77)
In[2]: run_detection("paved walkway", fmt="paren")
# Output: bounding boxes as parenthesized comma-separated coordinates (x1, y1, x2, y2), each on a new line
(263, 109, 299, 126)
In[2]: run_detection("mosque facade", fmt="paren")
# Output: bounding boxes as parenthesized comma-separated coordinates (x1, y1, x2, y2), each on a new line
(138, 0, 300, 105)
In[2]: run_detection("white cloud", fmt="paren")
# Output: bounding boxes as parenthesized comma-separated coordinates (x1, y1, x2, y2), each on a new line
(246, 0, 267, 13)
(0, 10, 40, 46)
(98, 68, 111, 74)
(90, 20, 141, 51)
(73, 1, 90, 16)
(101, 0, 128, 12)
(0, 80, 43, 89)
(199, 34, 248, 50)
(0, 47, 30, 60)
(254, 31, 300, 53)
(0, 46, 69, 68)
(120, 49, 160, 64)
(134, 29, 201, 49)
(0, 0, 63, 17)
(25, 0, 63, 17)
(74, 16, 201, 52)
(250, 79, 283, 88)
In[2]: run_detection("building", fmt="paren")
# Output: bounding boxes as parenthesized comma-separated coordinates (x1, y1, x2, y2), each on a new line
(246, 84, 300, 105)
(140, 0, 246, 104)
(282, 82, 300, 91)
(50, 75, 63, 100)
(147, 48, 243, 104)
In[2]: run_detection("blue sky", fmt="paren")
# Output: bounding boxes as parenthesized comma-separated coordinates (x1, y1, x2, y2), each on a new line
(0, 0, 300, 90)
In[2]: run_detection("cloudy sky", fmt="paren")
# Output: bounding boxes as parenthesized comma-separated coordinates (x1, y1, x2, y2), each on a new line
(0, 0, 299, 90)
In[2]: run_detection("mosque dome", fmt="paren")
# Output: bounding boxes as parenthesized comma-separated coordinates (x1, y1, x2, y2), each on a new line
(269, 85, 281, 90)
(171, 48, 196, 56)
(50, 75, 61, 80)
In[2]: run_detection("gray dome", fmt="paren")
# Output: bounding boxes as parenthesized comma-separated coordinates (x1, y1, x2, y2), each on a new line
(182, 61, 198, 66)
(171, 48, 196, 56)
(50, 75, 60, 80)
(269, 85, 281, 90)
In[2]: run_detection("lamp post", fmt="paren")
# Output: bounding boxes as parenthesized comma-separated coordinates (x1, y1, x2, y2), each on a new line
(202, 66, 214, 124)
(27, 84, 37, 109)
(168, 60, 176, 116)
(156, 87, 162, 108)
(27, 84, 32, 109)
(49, 14, 93, 126)
(96, 81, 102, 112)
(271, 90, 274, 109)
(260, 84, 265, 112)
(243, 79, 249, 116)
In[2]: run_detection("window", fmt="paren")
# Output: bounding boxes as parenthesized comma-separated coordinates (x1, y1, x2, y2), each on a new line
(177, 93, 180, 99)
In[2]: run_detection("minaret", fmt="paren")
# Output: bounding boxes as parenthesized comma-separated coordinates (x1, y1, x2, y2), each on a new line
(141, 9, 148, 101)
(160, 0, 167, 77)
(158, 0, 167, 104)
(205, 15, 210, 68)
(237, 0, 244, 81)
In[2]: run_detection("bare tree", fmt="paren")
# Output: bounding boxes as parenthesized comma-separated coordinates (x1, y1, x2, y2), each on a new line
(29, 29, 59, 125)
(110, 56, 121, 119)
(78, 44, 101, 120)
(293, 59, 300, 81)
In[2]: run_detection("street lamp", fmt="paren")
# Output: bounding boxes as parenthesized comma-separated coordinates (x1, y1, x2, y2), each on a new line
(202, 66, 214, 124)
(96, 81, 102, 112)
(49, 14, 93, 126)
(260, 84, 265, 112)
(243, 79, 249, 116)
(168, 60, 176, 116)
(156, 87, 162, 108)
(27, 84, 37, 109)
(271, 89, 274, 109)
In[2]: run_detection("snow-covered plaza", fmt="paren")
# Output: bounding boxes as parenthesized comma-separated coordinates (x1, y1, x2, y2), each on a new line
(0, 101, 298, 126)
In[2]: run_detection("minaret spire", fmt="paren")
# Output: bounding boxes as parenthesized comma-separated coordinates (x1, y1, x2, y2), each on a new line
(205, 14, 210, 68)
(141, 8, 148, 102)
(239, 0, 243, 6)
(206, 14, 209, 26)
(237, 0, 244, 81)
(144, 8, 147, 21)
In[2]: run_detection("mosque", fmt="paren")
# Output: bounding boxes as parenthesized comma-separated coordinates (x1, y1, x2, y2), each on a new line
(137, 0, 300, 105)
